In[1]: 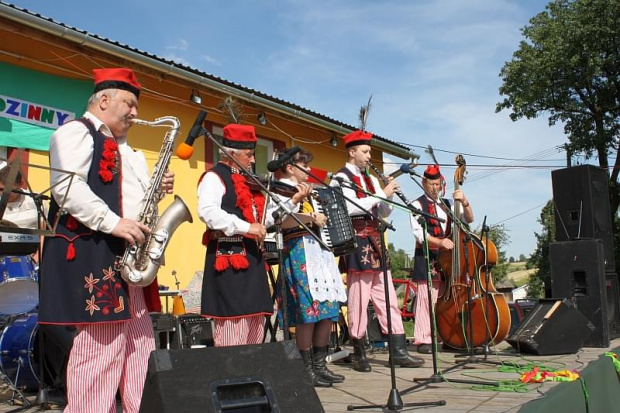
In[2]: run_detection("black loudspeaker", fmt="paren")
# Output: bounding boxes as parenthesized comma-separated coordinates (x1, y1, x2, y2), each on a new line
(172, 314, 214, 349)
(366, 302, 387, 343)
(150, 313, 176, 349)
(550, 239, 610, 347)
(139, 340, 324, 413)
(551, 165, 615, 271)
(506, 298, 594, 355)
(605, 272, 620, 340)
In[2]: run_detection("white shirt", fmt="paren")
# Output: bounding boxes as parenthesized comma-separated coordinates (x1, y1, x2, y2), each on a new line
(330, 162, 393, 219)
(409, 195, 454, 244)
(197, 166, 252, 236)
(49, 112, 149, 233)
(3, 195, 39, 229)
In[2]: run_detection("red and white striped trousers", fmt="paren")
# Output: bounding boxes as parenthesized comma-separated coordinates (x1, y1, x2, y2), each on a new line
(213, 315, 265, 347)
(64, 286, 155, 413)
(346, 270, 404, 339)
(413, 279, 441, 345)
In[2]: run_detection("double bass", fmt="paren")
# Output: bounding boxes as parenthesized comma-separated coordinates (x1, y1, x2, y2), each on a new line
(435, 155, 511, 350)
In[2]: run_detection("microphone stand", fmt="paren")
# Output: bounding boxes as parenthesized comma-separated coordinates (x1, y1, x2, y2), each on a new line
(400, 173, 499, 396)
(324, 170, 444, 411)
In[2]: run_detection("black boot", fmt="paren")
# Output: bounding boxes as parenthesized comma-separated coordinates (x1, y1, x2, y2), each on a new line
(390, 334, 424, 368)
(299, 349, 332, 388)
(313, 346, 345, 383)
(351, 339, 371, 373)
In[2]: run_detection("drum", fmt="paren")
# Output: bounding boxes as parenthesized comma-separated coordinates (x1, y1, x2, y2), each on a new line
(0, 312, 39, 390)
(0, 312, 74, 393)
(0, 255, 38, 315)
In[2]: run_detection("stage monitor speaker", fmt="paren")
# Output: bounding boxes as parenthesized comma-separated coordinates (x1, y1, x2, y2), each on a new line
(506, 298, 594, 355)
(139, 340, 324, 413)
(551, 165, 615, 271)
(550, 239, 610, 347)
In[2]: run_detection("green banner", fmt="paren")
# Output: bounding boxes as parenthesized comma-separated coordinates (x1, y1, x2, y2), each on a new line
(0, 62, 92, 151)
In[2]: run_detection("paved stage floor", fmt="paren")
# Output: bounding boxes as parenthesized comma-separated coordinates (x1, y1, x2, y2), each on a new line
(2, 338, 618, 412)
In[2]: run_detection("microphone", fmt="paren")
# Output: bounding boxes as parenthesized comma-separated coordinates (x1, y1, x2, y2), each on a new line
(326, 172, 345, 183)
(266, 146, 301, 172)
(388, 162, 416, 179)
(177, 110, 207, 160)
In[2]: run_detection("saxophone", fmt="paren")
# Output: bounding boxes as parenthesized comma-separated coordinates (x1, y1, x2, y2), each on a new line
(115, 116, 193, 286)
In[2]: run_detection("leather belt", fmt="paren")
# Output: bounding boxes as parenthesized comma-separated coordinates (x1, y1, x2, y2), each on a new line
(206, 230, 243, 243)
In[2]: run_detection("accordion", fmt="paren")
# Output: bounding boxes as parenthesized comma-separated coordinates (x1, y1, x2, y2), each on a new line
(313, 186, 357, 256)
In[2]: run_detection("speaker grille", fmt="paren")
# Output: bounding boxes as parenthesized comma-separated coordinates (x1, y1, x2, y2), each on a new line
(606, 273, 620, 339)
(551, 165, 615, 271)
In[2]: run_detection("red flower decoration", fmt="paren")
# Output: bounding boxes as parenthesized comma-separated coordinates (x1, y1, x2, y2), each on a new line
(231, 173, 265, 223)
(99, 138, 119, 183)
(428, 203, 438, 226)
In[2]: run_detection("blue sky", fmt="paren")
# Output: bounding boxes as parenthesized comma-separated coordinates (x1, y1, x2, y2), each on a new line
(9, 0, 572, 260)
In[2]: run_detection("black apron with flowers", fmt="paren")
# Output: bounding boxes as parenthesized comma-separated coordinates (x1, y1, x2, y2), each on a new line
(336, 167, 386, 274)
(411, 195, 452, 282)
(38, 118, 134, 324)
(200, 163, 272, 319)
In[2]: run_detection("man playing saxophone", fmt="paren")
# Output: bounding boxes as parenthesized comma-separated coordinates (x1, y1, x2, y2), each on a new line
(39, 68, 174, 413)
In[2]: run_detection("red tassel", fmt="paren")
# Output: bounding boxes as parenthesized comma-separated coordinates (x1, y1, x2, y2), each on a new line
(66, 216, 78, 231)
(229, 255, 249, 271)
(215, 256, 229, 272)
(66, 242, 76, 260)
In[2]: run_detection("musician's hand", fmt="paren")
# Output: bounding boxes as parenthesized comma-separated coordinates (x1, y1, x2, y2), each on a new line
(291, 182, 312, 204)
(248, 222, 267, 242)
(111, 218, 150, 245)
(160, 170, 175, 195)
(312, 212, 328, 228)
(453, 189, 468, 205)
(438, 238, 454, 250)
(383, 179, 400, 197)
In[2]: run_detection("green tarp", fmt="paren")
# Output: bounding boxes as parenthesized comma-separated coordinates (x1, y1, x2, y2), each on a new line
(0, 62, 91, 151)
(518, 344, 620, 413)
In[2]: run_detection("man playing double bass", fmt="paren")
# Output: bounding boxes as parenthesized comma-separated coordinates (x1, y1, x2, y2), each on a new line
(408, 164, 474, 354)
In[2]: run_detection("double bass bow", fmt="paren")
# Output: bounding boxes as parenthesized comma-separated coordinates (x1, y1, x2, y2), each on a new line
(434, 155, 511, 350)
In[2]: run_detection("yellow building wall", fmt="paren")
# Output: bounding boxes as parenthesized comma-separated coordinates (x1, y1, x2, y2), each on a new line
(1, 17, 388, 303)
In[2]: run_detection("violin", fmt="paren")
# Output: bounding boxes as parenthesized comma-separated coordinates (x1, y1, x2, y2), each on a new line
(241, 173, 300, 197)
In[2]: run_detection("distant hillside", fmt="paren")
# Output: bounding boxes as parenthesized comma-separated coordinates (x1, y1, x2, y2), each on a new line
(506, 262, 536, 287)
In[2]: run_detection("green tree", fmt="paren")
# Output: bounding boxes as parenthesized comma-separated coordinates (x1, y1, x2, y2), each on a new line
(519, 254, 527, 262)
(497, 0, 620, 217)
(527, 201, 556, 298)
(388, 243, 410, 279)
(509, 256, 515, 263)
(484, 223, 511, 284)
